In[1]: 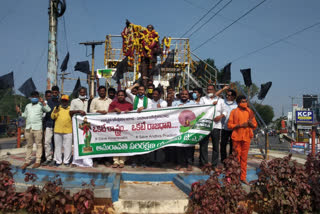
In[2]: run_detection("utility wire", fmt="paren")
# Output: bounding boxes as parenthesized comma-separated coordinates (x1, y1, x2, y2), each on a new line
(193, 0, 267, 51)
(183, 0, 315, 56)
(181, 0, 224, 38)
(188, 0, 233, 38)
(231, 21, 320, 62)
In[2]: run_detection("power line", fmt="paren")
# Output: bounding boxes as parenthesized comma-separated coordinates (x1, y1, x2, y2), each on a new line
(193, 0, 267, 51)
(231, 21, 320, 62)
(184, 0, 315, 56)
(188, 0, 233, 38)
(180, 0, 224, 38)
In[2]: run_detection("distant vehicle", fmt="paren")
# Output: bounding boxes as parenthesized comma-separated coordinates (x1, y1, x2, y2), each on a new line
(6, 124, 17, 137)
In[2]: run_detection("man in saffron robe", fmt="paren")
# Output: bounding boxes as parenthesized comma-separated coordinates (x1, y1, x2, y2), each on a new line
(228, 95, 257, 185)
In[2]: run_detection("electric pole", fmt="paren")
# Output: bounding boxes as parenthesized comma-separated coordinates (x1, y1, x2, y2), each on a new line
(46, 0, 66, 90)
(79, 41, 104, 97)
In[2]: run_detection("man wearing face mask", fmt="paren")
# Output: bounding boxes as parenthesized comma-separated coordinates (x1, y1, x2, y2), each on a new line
(69, 87, 93, 167)
(216, 86, 238, 163)
(228, 95, 257, 185)
(70, 87, 88, 117)
(199, 85, 226, 168)
(192, 88, 203, 104)
(51, 95, 73, 167)
(147, 84, 155, 99)
(42, 86, 60, 166)
(16, 91, 51, 169)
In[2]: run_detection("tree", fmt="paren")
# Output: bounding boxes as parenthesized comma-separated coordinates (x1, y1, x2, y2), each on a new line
(231, 81, 259, 99)
(252, 102, 275, 125)
(272, 116, 287, 131)
(0, 89, 29, 120)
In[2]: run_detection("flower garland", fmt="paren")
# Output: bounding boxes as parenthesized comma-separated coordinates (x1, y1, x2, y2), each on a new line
(162, 37, 171, 60)
(121, 23, 159, 68)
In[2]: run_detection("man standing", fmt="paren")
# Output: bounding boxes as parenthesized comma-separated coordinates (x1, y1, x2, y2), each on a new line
(126, 83, 152, 111)
(42, 86, 60, 166)
(89, 85, 113, 166)
(108, 90, 133, 168)
(166, 92, 175, 107)
(70, 87, 93, 167)
(126, 83, 152, 167)
(90, 86, 112, 114)
(199, 85, 226, 167)
(147, 83, 155, 99)
(218, 87, 238, 163)
(51, 95, 73, 167)
(151, 88, 167, 108)
(173, 89, 195, 171)
(70, 87, 88, 117)
(228, 95, 257, 184)
(16, 91, 51, 169)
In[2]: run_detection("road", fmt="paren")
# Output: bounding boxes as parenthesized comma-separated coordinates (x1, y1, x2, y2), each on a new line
(0, 137, 21, 150)
(251, 135, 291, 152)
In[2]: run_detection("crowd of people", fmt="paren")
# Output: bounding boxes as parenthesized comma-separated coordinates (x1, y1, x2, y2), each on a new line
(16, 81, 257, 184)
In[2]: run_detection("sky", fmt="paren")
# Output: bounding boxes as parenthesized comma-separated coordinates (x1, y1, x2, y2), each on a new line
(1, 0, 320, 119)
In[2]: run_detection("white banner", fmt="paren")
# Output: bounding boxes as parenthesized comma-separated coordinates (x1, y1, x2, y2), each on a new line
(73, 104, 216, 159)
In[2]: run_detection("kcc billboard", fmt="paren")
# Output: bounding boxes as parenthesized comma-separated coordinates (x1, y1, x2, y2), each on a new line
(296, 110, 314, 124)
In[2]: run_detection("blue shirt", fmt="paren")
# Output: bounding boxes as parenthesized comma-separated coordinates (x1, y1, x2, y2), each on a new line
(172, 99, 196, 107)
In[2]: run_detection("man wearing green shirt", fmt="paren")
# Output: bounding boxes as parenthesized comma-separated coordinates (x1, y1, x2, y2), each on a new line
(16, 91, 51, 169)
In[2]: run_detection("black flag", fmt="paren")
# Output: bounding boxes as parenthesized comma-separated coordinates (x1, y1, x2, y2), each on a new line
(74, 61, 90, 74)
(240, 68, 252, 87)
(221, 63, 231, 83)
(258, 82, 272, 100)
(162, 50, 175, 68)
(133, 76, 144, 86)
(151, 64, 161, 76)
(60, 52, 70, 72)
(169, 73, 181, 89)
(0, 72, 14, 90)
(157, 83, 164, 95)
(113, 57, 128, 83)
(71, 78, 81, 97)
(18, 78, 36, 97)
(194, 61, 206, 78)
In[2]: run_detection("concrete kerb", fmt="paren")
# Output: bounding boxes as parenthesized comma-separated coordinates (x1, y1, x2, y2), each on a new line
(12, 166, 117, 199)
(0, 148, 25, 156)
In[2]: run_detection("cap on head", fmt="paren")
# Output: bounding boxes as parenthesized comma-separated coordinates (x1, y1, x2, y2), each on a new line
(61, 94, 69, 101)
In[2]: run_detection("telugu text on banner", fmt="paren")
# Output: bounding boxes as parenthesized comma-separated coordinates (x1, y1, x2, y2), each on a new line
(72, 104, 216, 159)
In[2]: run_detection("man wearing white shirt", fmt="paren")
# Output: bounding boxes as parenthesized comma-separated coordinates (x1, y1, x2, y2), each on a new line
(89, 86, 112, 114)
(151, 88, 167, 108)
(220, 88, 238, 163)
(199, 85, 226, 167)
(126, 82, 152, 167)
(69, 87, 93, 167)
(125, 86, 138, 103)
(89, 85, 112, 166)
(126, 83, 152, 111)
(173, 90, 196, 171)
